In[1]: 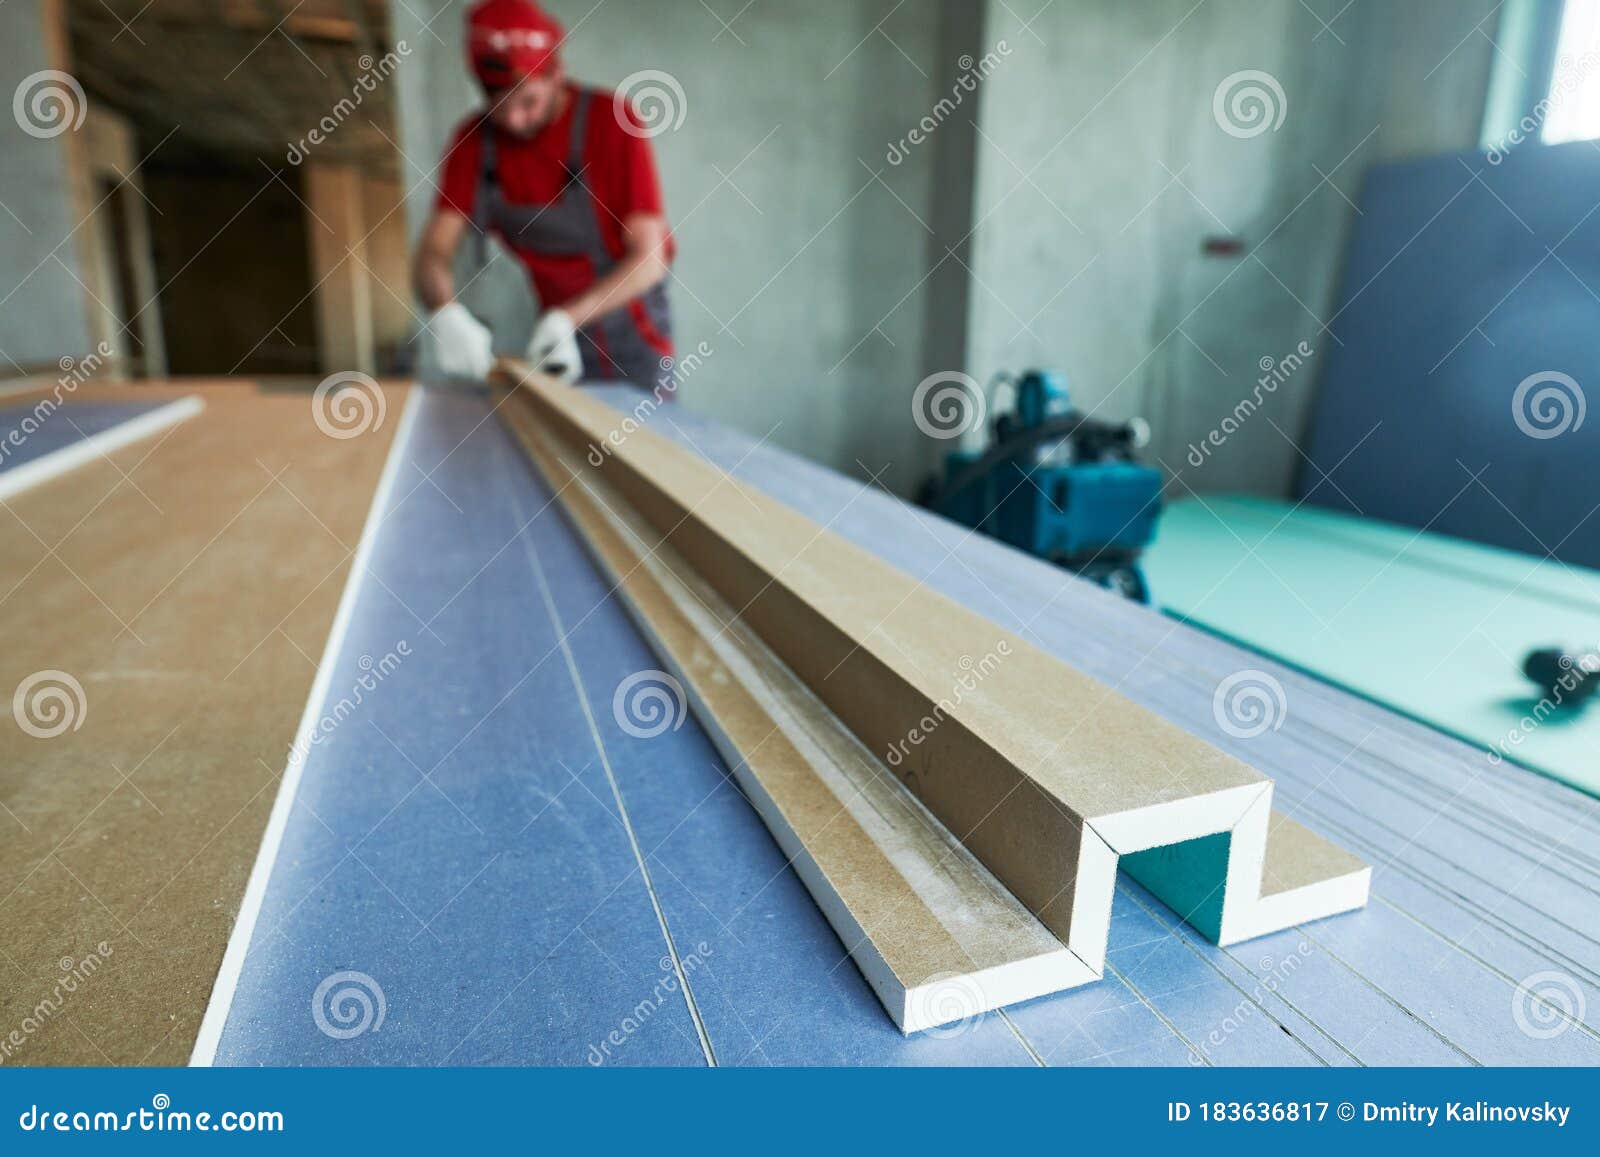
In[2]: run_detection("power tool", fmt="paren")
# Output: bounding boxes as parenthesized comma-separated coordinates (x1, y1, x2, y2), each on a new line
(918, 370, 1162, 602)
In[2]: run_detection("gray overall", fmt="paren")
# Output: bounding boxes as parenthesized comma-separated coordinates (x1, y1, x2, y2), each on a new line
(474, 89, 673, 391)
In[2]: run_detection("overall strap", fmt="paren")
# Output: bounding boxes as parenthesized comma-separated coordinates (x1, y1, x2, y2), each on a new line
(473, 124, 499, 268)
(566, 90, 592, 179)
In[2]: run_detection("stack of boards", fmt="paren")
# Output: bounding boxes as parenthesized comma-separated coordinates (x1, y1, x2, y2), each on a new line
(495, 366, 1371, 1033)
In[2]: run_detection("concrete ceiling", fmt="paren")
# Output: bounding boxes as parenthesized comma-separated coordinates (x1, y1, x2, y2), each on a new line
(68, 0, 401, 176)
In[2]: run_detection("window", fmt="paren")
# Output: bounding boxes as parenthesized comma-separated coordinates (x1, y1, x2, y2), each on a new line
(1543, 0, 1600, 143)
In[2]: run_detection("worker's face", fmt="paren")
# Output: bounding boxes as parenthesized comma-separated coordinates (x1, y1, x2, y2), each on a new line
(487, 69, 565, 138)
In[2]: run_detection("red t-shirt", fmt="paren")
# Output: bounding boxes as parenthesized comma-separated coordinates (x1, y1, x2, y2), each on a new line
(435, 84, 673, 309)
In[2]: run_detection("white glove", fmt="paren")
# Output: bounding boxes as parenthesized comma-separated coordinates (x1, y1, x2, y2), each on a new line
(427, 301, 494, 381)
(528, 309, 583, 383)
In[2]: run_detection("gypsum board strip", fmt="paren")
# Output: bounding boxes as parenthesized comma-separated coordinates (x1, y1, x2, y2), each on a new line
(0, 395, 205, 501)
(1286, 799, 1600, 995)
(1136, 598, 1600, 806)
(1113, 606, 1600, 840)
(585, 396, 1599, 992)
(621, 404, 1600, 862)
(611, 396, 1600, 847)
(584, 396, 1447, 1057)
(1013, 585, 1600, 879)
(1104, 625, 1600, 887)
(1128, 633, 1600, 988)
(1109, 881, 1348, 1066)
(499, 396, 1094, 1032)
(1291, 921, 1486, 1066)
(1279, 760, 1600, 955)
(767, 424, 1600, 839)
(1106, 638, 1600, 889)
(1298, 906, 1595, 1056)
(1290, 740, 1600, 894)
(495, 366, 1370, 968)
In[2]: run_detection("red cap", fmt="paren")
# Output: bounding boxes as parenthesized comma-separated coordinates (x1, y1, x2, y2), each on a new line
(467, 0, 563, 90)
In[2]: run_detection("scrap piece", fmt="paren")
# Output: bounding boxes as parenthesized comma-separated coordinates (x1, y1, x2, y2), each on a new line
(0, 395, 204, 500)
(496, 365, 1369, 983)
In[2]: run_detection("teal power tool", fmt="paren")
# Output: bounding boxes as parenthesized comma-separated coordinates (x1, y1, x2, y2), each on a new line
(919, 370, 1162, 602)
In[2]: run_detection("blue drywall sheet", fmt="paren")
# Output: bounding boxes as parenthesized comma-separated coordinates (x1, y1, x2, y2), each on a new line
(0, 400, 165, 473)
(599, 389, 1600, 1066)
(1301, 141, 1600, 567)
(212, 391, 710, 1065)
(214, 387, 1600, 1065)
(214, 391, 1035, 1065)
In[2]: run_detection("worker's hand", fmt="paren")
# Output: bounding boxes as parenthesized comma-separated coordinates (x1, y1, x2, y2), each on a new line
(528, 309, 583, 383)
(426, 301, 494, 381)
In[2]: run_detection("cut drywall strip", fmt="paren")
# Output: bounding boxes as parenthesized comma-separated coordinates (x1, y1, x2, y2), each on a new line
(495, 366, 1369, 976)
(502, 401, 1095, 1032)
(0, 395, 205, 500)
(188, 385, 420, 1067)
(591, 386, 1595, 1064)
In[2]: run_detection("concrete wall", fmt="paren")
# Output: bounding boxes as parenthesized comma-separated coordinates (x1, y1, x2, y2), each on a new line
(0, 0, 1516, 479)
(0, 0, 93, 375)
(965, 0, 1500, 497)
(387, 0, 1501, 497)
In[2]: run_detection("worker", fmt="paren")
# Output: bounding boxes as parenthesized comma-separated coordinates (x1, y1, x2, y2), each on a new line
(412, 0, 675, 390)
